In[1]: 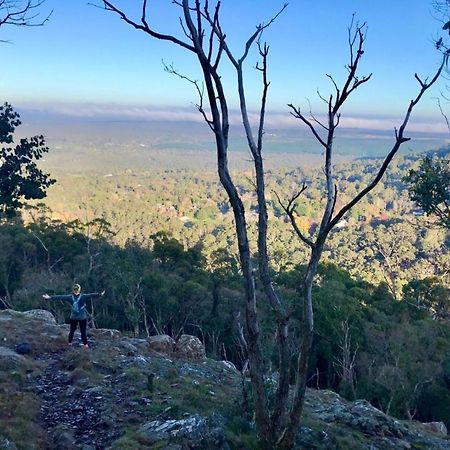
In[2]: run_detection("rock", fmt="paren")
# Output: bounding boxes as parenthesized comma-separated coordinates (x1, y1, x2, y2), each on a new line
(15, 342, 31, 355)
(219, 360, 239, 373)
(22, 309, 57, 324)
(147, 335, 175, 355)
(420, 421, 448, 436)
(131, 355, 151, 368)
(0, 310, 14, 321)
(118, 339, 138, 355)
(310, 390, 408, 438)
(65, 386, 82, 397)
(85, 386, 103, 396)
(0, 347, 22, 359)
(0, 438, 17, 449)
(51, 425, 76, 449)
(139, 414, 210, 442)
(174, 335, 205, 361)
(92, 328, 121, 339)
(139, 414, 229, 450)
(0, 346, 26, 368)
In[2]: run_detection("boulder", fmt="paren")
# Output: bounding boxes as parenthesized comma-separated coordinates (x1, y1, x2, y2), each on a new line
(309, 390, 408, 438)
(420, 421, 448, 437)
(174, 335, 205, 361)
(51, 424, 76, 449)
(0, 438, 17, 449)
(0, 346, 26, 362)
(22, 309, 56, 324)
(92, 328, 121, 339)
(140, 415, 208, 441)
(219, 360, 239, 373)
(147, 335, 175, 355)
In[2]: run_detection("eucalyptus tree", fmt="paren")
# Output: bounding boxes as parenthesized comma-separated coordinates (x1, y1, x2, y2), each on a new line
(97, 1, 445, 448)
(404, 156, 450, 230)
(0, 103, 54, 216)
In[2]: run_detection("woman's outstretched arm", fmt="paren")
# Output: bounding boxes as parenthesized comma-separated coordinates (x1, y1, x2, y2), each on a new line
(42, 294, 72, 302)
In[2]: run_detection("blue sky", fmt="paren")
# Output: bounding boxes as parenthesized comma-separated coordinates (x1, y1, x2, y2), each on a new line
(0, 0, 449, 132)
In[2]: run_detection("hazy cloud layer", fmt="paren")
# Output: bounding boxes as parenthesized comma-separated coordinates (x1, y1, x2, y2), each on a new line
(18, 101, 449, 134)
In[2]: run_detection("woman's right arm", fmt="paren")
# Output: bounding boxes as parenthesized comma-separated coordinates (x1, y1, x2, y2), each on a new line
(43, 294, 72, 302)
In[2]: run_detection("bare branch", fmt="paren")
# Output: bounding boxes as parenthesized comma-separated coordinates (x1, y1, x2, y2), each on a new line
(97, 1, 196, 52)
(163, 61, 214, 131)
(202, 2, 288, 68)
(257, 40, 270, 152)
(307, 98, 328, 131)
(436, 95, 450, 131)
(238, 2, 288, 67)
(178, 15, 192, 40)
(327, 54, 447, 232)
(288, 104, 327, 148)
(415, 72, 426, 88)
(274, 188, 315, 249)
(0, 0, 52, 28)
(316, 89, 329, 105)
(326, 73, 340, 101)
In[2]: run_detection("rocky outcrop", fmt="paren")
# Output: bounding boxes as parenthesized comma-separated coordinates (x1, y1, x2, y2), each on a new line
(139, 414, 224, 447)
(420, 421, 448, 437)
(303, 389, 450, 449)
(146, 334, 207, 361)
(147, 334, 175, 354)
(174, 334, 206, 361)
(22, 309, 57, 324)
(1, 309, 449, 450)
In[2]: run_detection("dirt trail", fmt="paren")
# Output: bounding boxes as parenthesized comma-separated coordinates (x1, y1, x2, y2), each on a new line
(34, 349, 121, 450)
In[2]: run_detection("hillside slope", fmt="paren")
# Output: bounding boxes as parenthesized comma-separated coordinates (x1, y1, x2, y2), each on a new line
(0, 309, 449, 449)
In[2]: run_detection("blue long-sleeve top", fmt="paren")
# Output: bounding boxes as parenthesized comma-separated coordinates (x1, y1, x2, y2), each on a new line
(48, 293, 102, 320)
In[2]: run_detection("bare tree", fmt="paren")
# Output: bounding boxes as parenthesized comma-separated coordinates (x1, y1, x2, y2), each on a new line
(0, 1, 51, 34)
(96, 2, 445, 448)
(279, 21, 446, 446)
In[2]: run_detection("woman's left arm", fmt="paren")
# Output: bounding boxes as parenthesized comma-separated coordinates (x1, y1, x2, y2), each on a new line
(83, 291, 105, 300)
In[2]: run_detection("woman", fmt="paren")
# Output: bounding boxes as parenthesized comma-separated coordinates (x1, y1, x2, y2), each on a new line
(43, 284, 105, 348)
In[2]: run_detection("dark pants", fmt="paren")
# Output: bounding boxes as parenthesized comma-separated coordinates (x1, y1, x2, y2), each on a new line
(69, 319, 88, 345)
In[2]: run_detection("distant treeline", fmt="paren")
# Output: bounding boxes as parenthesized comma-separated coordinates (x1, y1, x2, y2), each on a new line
(33, 150, 450, 296)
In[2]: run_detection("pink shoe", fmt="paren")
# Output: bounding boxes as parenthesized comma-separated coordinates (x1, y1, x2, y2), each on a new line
(83, 344, 89, 349)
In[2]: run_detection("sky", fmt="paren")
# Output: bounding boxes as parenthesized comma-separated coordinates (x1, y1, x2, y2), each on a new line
(1, 0, 450, 134)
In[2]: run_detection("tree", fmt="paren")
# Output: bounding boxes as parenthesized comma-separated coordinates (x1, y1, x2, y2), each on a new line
(97, 2, 445, 448)
(0, 103, 55, 215)
(404, 156, 450, 229)
(0, 0, 51, 34)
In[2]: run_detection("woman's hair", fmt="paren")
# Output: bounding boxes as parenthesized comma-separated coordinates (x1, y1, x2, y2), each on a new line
(72, 283, 81, 292)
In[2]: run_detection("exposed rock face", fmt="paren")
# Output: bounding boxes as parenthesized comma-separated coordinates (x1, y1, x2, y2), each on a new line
(140, 415, 207, 441)
(174, 334, 206, 361)
(22, 309, 57, 324)
(303, 389, 450, 449)
(0, 438, 17, 449)
(147, 334, 206, 360)
(312, 392, 408, 437)
(0, 346, 25, 360)
(139, 414, 225, 448)
(421, 422, 448, 437)
(147, 334, 175, 354)
(219, 360, 239, 373)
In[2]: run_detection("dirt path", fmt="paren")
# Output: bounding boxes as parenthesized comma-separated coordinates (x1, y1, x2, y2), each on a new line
(34, 350, 122, 450)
